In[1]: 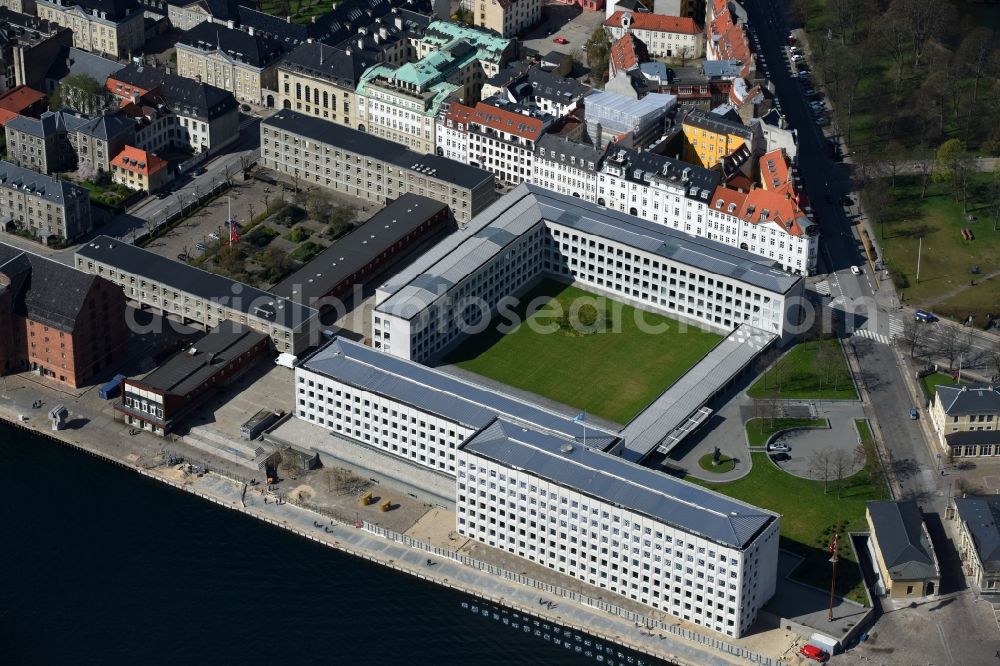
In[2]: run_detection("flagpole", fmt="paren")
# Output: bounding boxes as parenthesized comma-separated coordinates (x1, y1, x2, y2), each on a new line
(828, 533, 839, 622)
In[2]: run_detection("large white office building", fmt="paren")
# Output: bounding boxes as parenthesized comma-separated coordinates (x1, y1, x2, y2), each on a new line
(459, 420, 779, 637)
(373, 184, 803, 362)
(293, 336, 780, 637)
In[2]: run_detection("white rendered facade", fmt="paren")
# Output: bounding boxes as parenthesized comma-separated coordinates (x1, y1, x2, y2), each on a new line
(457, 441, 780, 637)
(294, 368, 472, 475)
(373, 185, 803, 363)
(528, 147, 819, 275)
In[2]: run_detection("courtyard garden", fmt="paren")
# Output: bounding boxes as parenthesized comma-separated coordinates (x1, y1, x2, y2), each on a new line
(444, 280, 723, 424)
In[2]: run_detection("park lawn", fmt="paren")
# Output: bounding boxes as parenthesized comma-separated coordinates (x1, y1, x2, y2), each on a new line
(745, 417, 827, 448)
(747, 338, 857, 400)
(690, 452, 886, 604)
(920, 371, 968, 401)
(875, 176, 1000, 321)
(444, 280, 723, 424)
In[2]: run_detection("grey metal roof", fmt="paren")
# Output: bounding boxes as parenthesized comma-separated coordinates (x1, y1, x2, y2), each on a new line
(955, 497, 1000, 571)
(936, 384, 1000, 416)
(75, 236, 319, 330)
(0, 160, 88, 206)
(263, 110, 494, 191)
(44, 46, 124, 90)
(0, 243, 97, 332)
(945, 430, 1000, 447)
(299, 337, 618, 443)
(619, 325, 776, 462)
(603, 143, 721, 199)
(5, 111, 88, 139)
(463, 418, 777, 549)
(682, 108, 753, 139)
(110, 64, 238, 122)
(179, 21, 286, 67)
(279, 42, 380, 88)
(271, 194, 449, 304)
(376, 184, 801, 319)
(867, 500, 938, 581)
(534, 134, 605, 171)
(131, 321, 267, 397)
(76, 114, 135, 141)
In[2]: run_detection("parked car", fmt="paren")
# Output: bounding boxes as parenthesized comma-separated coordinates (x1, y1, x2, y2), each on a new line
(770, 452, 791, 463)
(195, 241, 206, 251)
(208, 232, 220, 240)
(850, 265, 862, 276)
(914, 309, 937, 323)
(768, 442, 790, 452)
(799, 644, 829, 663)
(176, 253, 189, 261)
(910, 407, 919, 419)
(840, 194, 853, 206)
(192, 167, 206, 176)
(553, 36, 568, 44)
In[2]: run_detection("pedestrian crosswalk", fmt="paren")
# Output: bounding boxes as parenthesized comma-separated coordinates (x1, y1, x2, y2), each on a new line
(813, 280, 831, 296)
(888, 316, 904, 339)
(852, 328, 892, 345)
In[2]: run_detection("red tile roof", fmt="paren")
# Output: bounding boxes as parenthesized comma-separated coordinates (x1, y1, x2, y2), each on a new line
(609, 33, 650, 76)
(0, 109, 19, 127)
(0, 86, 46, 114)
(445, 101, 547, 141)
(112, 145, 168, 176)
(708, 4, 752, 78)
(759, 149, 790, 190)
(605, 11, 701, 34)
(711, 179, 809, 237)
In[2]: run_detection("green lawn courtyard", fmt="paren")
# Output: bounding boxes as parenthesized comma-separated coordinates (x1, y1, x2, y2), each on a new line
(443, 280, 723, 424)
(745, 417, 828, 448)
(747, 338, 858, 400)
(689, 447, 887, 604)
(920, 371, 968, 400)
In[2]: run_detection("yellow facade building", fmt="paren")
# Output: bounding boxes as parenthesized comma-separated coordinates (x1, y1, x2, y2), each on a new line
(681, 108, 753, 169)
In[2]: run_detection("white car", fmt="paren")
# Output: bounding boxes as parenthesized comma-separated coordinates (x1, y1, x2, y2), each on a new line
(208, 232, 220, 240)
(768, 442, 791, 452)
(850, 265, 862, 275)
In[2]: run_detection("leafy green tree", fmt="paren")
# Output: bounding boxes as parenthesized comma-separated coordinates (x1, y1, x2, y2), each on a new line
(49, 74, 117, 115)
(585, 28, 611, 85)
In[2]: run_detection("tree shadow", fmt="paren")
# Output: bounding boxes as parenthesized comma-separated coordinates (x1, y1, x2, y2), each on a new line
(890, 458, 920, 482)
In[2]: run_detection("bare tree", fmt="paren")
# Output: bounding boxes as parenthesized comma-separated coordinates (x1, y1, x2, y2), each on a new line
(890, 0, 955, 68)
(830, 449, 852, 498)
(988, 339, 1000, 381)
(938, 328, 974, 371)
(912, 153, 935, 199)
(240, 153, 253, 173)
(897, 318, 927, 358)
(222, 164, 234, 187)
(958, 27, 995, 104)
(812, 449, 833, 494)
(876, 14, 910, 92)
(853, 442, 868, 470)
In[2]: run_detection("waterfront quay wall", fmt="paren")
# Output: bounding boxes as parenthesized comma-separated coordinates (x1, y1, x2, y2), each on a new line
(0, 408, 775, 666)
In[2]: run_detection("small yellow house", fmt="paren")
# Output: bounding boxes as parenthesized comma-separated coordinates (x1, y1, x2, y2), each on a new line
(110, 145, 169, 194)
(866, 500, 939, 598)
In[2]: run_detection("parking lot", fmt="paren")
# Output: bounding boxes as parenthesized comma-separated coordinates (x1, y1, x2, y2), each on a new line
(521, 5, 606, 60)
(140, 177, 280, 262)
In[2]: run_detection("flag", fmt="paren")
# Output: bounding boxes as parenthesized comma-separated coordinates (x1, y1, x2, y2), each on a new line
(573, 412, 586, 423)
(828, 533, 839, 555)
(229, 221, 240, 245)
(952, 370, 959, 381)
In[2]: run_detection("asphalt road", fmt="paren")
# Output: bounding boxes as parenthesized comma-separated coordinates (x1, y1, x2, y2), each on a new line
(742, 0, 950, 505)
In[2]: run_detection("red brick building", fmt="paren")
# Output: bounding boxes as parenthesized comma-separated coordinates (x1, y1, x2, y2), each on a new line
(0, 243, 127, 388)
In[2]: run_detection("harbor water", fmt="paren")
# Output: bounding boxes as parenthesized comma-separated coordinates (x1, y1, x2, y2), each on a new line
(0, 423, 664, 665)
